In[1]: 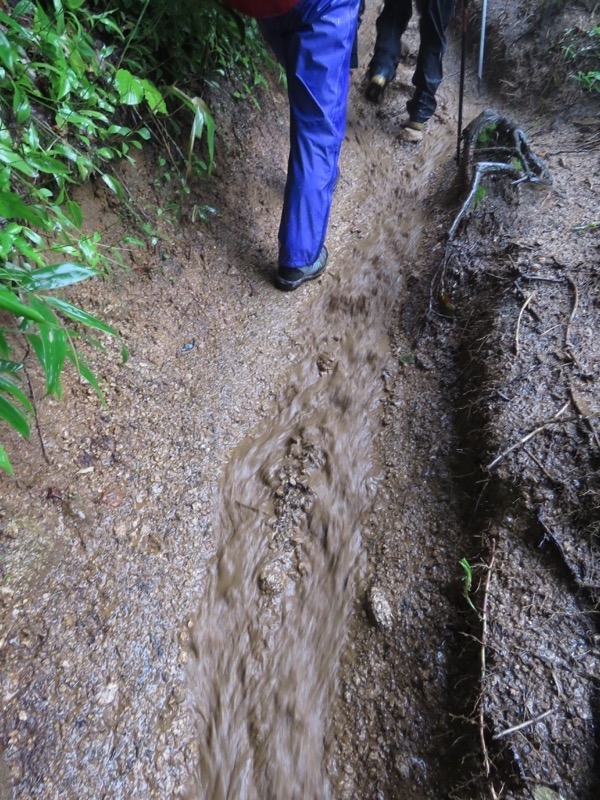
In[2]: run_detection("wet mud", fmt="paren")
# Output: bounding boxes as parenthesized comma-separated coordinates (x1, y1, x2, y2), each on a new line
(1, 2, 599, 799)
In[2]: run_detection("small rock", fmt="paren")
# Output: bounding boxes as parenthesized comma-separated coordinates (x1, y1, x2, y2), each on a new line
(397, 760, 411, 781)
(532, 788, 563, 800)
(366, 586, 393, 630)
(316, 352, 336, 373)
(96, 682, 118, 707)
(101, 486, 126, 507)
(258, 563, 286, 596)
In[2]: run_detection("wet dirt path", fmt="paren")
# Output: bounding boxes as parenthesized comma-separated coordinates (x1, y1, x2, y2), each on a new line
(183, 18, 470, 797)
(0, 9, 483, 800)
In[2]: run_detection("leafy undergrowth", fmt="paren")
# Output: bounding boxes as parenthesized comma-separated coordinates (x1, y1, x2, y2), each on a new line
(0, 0, 276, 473)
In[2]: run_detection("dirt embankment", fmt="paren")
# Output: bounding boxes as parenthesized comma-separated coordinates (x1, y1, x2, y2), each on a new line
(332, 2, 600, 798)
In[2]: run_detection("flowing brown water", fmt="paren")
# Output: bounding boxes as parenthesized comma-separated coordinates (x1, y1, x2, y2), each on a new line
(184, 117, 452, 798)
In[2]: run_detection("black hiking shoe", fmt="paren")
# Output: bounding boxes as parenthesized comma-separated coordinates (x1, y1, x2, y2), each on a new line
(365, 74, 389, 104)
(274, 246, 328, 292)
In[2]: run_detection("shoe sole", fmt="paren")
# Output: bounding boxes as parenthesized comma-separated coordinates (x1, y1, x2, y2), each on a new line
(400, 127, 424, 143)
(274, 262, 327, 291)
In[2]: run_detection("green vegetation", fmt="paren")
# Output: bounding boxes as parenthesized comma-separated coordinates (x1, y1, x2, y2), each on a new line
(562, 24, 600, 93)
(459, 557, 477, 613)
(475, 123, 498, 148)
(0, 0, 276, 473)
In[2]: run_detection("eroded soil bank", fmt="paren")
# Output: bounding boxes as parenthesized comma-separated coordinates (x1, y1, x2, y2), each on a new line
(1, 1, 599, 799)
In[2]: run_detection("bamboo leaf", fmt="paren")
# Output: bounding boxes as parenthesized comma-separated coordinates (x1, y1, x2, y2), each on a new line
(0, 30, 15, 71)
(13, 235, 46, 267)
(40, 324, 67, 396)
(0, 395, 30, 438)
(27, 323, 67, 398)
(41, 295, 118, 337)
(24, 262, 99, 290)
(0, 288, 47, 323)
(101, 173, 125, 199)
(13, 84, 31, 124)
(0, 144, 38, 177)
(0, 444, 13, 475)
(65, 347, 107, 406)
(65, 200, 83, 228)
(0, 359, 24, 374)
(26, 153, 70, 176)
(0, 375, 32, 412)
(0, 191, 45, 226)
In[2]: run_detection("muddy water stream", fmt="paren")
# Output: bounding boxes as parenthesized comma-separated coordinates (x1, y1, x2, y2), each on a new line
(184, 112, 454, 796)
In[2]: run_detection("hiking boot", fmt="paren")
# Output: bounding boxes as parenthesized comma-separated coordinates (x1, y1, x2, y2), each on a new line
(365, 74, 389, 104)
(400, 120, 426, 143)
(274, 246, 328, 292)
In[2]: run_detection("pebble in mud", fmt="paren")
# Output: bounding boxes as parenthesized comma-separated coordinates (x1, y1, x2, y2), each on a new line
(316, 352, 336, 373)
(395, 758, 411, 781)
(96, 681, 119, 706)
(258, 563, 287, 596)
(366, 586, 393, 630)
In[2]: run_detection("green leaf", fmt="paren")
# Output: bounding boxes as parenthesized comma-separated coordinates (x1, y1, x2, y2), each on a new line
(0, 359, 24, 374)
(0, 145, 38, 177)
(0, 444, 13, 475)
(52, 141, 79, 163)
(0, 31, 15, 71)
(41, 296, 118, 337)
(0, 122, 12, 146)
(0, 191, 45, 226)
(106, 124, 132, 136)
(95, 147, 114, 160)
(0, 375, 32, 412)
(0, 230, 18, 259)
(27, 295, 58, 325)
(0, 288, 47, 323)
(65, 347, 106, 406)
(65, 200, 83, 228)
(141, 79, 167, 114)
(115, 69, 144, 105)
(39, 323, 67, 397)
(0, 10, 31, 39)
(0, 395, 30, 438)
(171, 88, 215, 178)
(13, 84, 31, 124)
(13, 235, 46, 267)
(25, 123, 40, 149)
(24, 262, 99, 291)
(101, 173, 125, 199)
(26, 153, 70, 176)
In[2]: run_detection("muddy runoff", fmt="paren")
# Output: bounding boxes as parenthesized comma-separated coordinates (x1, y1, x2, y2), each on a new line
(183, 132, 450, 797)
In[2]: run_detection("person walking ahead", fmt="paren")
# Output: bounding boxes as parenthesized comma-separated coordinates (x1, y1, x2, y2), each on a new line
(226, 0, 360, 290)
(365, 0, 456, 142)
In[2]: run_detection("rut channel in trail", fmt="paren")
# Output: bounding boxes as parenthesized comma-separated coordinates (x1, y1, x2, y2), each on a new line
(184, 74, 458, 796)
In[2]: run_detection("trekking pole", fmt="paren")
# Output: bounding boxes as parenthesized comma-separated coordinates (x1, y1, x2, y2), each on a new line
(478, 0, 488, 88)
(457, 0, 469, 164)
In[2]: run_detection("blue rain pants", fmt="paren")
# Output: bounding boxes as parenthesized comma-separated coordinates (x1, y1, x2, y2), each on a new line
(259, 0, 360, 268)
(367, 0, 456, 123)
